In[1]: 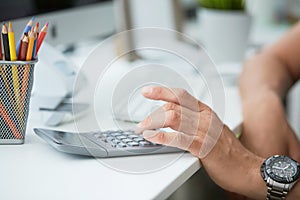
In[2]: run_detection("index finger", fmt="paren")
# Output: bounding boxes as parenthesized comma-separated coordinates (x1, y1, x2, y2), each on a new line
(142, 86, 207, 112)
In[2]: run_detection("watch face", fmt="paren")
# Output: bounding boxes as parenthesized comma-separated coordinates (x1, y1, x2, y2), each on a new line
(265, 155, 300, 183)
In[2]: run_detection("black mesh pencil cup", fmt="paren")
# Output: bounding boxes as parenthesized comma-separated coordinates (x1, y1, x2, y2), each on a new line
(0, 60, 37, 144)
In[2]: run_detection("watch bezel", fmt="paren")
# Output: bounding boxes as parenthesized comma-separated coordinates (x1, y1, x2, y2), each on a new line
(261, 155, 300, 184)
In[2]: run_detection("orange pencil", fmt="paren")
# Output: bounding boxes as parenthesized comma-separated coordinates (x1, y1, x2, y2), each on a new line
(0, 101, 22, 139)
(8, 22, 17, 61)
(26, 30, 35, 61)
(35, 22, 48, 56)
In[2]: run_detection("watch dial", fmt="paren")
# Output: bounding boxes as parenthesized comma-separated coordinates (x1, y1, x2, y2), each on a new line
(266, 156, 300, 183)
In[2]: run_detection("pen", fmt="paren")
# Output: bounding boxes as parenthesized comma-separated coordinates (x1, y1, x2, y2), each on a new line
(8, 22, 17, 61)
(16, 16, 34, 56)
(2, 24, 10, 61)
(36, 22, 48, 56)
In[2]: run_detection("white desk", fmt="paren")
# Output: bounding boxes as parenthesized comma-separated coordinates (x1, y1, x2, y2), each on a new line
(0, 86, 241, 200)
(0, 30, 243, 200)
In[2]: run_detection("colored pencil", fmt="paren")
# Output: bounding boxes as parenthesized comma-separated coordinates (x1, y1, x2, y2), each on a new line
(11, 64, 21, 115)
(34, 22, 39, 38)
(18, 34, 28, 61)
(26, 30, 35, 61)
(0, 101, 22, 139)
(31, 32, 37, 60)
(0, 33, 3, 60)
(0, 66, 15, 109)
(21, 65, 30, 114)
(9, 22, 21, 116)
(16, 16, 34, 56)
(36, 22, 48, 56)
(8, 22, 17, 61)
(2, 24, 10, 61)
(0, 72, 21, 135)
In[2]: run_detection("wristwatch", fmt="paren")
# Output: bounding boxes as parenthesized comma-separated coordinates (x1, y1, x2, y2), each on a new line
(261, 155, 300, 200)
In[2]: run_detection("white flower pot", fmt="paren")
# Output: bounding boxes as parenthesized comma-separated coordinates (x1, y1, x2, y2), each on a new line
(197, 8, 252, 64)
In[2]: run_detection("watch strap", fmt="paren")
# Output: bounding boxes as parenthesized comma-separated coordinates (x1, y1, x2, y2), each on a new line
(266, 178, 289, 200)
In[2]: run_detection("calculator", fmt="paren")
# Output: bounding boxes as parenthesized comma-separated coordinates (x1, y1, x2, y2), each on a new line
(34, 128, 183, 157)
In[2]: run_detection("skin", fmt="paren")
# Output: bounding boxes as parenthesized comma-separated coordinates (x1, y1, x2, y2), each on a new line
(234, 21, 300, 200)
(136, 21, 300, 199)
(239, 22, 300, 162)
(135, 86, 266, 199)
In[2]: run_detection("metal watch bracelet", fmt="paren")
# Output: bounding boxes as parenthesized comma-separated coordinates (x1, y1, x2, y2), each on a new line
(266, 178, 289, 200)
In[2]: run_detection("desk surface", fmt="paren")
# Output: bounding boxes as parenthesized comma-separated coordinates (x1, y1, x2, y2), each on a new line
(0, 85, 241, 200)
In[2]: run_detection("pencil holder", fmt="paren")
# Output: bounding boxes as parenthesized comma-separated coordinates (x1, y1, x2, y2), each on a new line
(0, 60, 37, 144)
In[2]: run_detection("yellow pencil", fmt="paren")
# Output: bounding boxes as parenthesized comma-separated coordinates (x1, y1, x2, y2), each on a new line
(26, 30, 35, 61)
(8, 22, 22, 120)
(8, 22, 17, 61)
(11, 65, 21, 120)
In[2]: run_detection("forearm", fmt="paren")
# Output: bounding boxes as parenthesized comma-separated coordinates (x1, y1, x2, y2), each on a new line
(238, 23, 300, 160)
(240, 21, 300, 102)
(239, 51, 293, 103)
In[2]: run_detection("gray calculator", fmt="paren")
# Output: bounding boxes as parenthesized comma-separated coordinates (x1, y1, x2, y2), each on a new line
(34, 128, 183, 157)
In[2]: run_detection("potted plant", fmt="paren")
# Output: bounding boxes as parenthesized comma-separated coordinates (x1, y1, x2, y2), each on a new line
(196, 0, 252, 64)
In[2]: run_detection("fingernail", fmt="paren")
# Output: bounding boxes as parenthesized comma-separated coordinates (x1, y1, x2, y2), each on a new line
(143, 130, 158, 138)
(142, 86, 153, 95)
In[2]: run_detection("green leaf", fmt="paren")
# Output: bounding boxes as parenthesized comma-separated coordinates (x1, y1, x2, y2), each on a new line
(196, 0, 245, 10)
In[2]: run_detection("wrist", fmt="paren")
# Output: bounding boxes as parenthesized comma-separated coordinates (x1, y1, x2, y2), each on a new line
(244, 156, 267, 199)
(203, 126, 267, 199)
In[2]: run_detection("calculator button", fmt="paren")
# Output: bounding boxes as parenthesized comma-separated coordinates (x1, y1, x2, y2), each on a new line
(127, 142, 139, 147)
(111, 133, 121, 137)
(117, 143, 127, 148)
(106, 137, 115, 142)
(110, 143, 117, 147)
(128, 135, 139, 139)
(122, 139, 133, 143)
(133, 138, 144, 142)
(122, 131, 133, 135)
(139, 141, 151, 146)
(93, 133, 102, 138)
(116, 136, 127, 140)
(112, 139, 121, 144)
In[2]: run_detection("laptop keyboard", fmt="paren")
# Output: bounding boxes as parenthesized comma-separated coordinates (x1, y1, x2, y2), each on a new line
(92, 130, 160, 148)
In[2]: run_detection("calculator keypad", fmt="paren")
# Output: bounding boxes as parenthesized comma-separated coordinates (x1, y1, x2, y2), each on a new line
(93, 130, 159, 148)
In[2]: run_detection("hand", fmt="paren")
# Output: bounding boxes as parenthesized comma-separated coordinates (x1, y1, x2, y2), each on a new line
(135, 86, 222, 158)
(135, 86, 266, 199)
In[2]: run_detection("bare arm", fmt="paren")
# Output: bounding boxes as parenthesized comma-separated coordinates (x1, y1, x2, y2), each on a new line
(239, 23, 300, 161)
(240, 21, 300, 99)
(135, 86, 299, 200)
